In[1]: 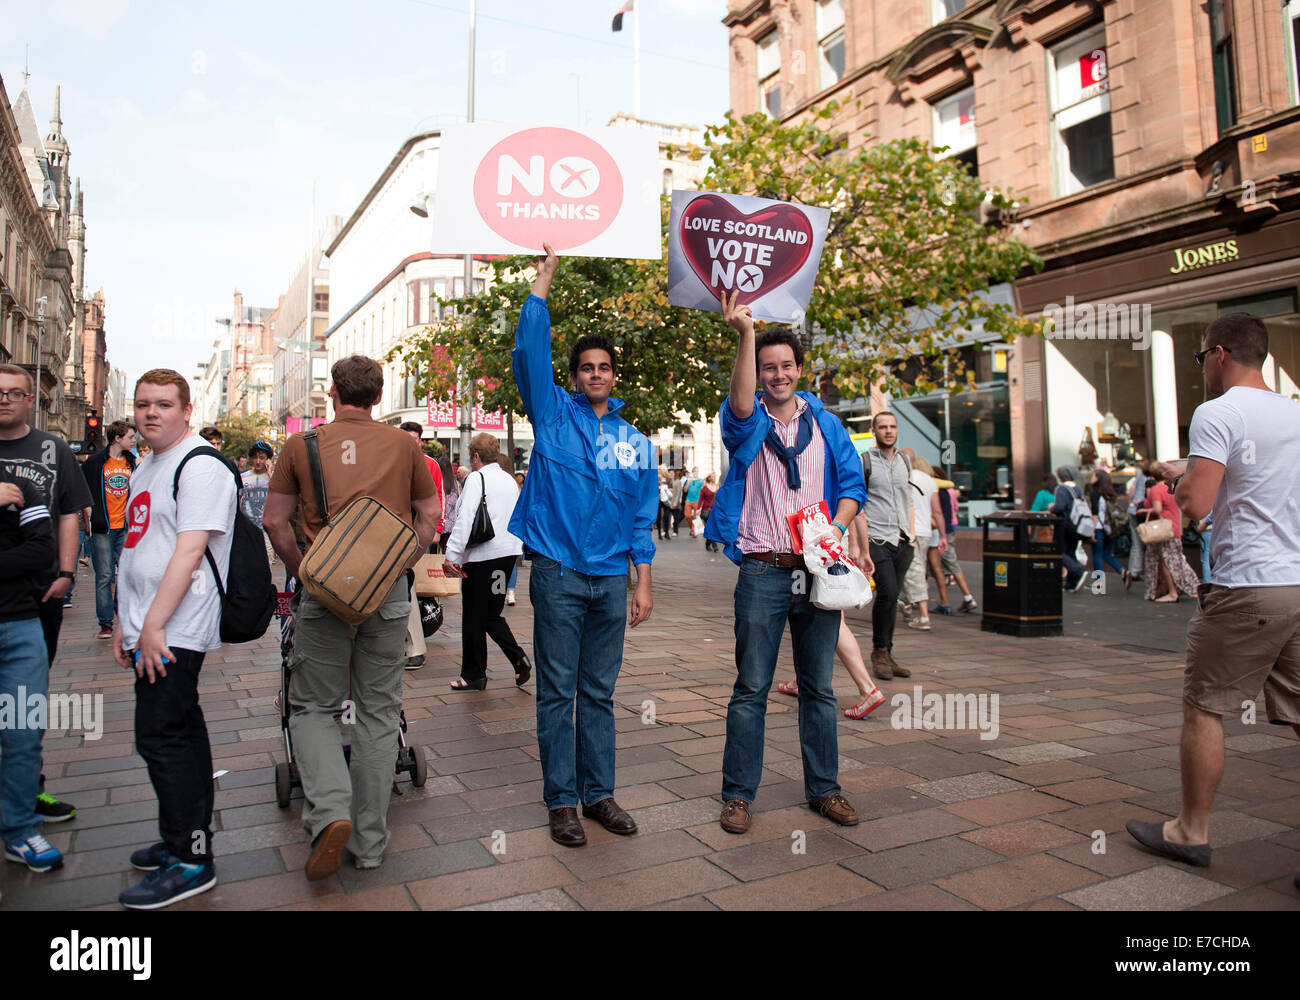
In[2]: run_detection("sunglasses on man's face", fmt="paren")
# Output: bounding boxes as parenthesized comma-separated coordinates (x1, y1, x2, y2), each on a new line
(1193, 344, 1231, 366)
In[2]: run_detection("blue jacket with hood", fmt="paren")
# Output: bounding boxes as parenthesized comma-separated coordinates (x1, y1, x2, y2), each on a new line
(703, 391, 867, 566)
(510, 295, 657, 575)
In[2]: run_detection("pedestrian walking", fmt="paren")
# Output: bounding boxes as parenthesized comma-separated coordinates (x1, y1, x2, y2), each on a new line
(669, 467, 686, 536)
(1136, 461, 1200, 603)
(1128, 312, 1300, 874)
(706, 289, 868, 836)
(1088, 468, 1127, 585)
(262, 355, 439, 879)
(1030, 473, 1057, 512)
(240, 440, 275, 565)
(859, 412, 915, 680)
(930, 478, 977, 613)
(700, 473, 719, 552)
(511, 244, 656, 848)
(1050, 465, 1092, 591)
(1125, 459, 1151, 587)
(399, 422, 446, 670)
(81, 420, 137, 639)
(444, 434, 531, 691)
(899, 450, 944, 629)
(658, 471, 673, 539)
(113, 369, 237, 908)
(683, 466, 704, 536)
(0, 471, 62, 874)
(0, 364, 90, 826)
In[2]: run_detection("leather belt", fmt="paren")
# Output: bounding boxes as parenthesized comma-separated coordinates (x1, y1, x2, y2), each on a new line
(745, 551, 803, 569)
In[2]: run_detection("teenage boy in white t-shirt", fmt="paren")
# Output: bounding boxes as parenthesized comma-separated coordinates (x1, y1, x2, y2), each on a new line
(113, 369, 237, 909)
(1128, 313, 1300, 872)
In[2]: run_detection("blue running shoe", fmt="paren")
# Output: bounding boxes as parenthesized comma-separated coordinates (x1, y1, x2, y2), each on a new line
(5, 833, 64, 872)
(130, 842, 168, 871)
(933, 604, 952, 615)
(119, 855, 216, 910)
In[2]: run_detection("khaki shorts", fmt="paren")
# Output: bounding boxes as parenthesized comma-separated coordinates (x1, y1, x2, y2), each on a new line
(1184, 583, 1300, 724)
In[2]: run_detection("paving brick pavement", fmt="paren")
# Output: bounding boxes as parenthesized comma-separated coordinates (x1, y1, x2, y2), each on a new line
(3, 543, 1297, 911)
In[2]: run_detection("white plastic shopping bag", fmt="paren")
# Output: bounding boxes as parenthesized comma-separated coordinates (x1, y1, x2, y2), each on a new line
(798, 514, 873, 611)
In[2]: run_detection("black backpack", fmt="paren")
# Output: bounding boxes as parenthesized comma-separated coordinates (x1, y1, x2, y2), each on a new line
(172, 446, 276, 644)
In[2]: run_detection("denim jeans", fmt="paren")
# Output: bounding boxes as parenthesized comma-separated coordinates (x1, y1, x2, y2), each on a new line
(529, 556, 626, 809)
(133, 647, 214, 861)
(722, 558, 841, 804)
(0, 617, 48, 843)
(91, 527, 126, 628)
(1092, 528, 1125, 575)
(1059, 526, 1086, 585)
(1199, 528, 1212, 582)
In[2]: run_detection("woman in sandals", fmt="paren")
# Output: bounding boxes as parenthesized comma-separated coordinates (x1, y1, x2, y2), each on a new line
(1137, 461, 1200, 603)
(444, 434, 532, 690)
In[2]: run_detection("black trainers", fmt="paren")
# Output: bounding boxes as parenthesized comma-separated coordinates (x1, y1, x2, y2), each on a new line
(119, 854, 217, 909)
(130, 842, 168, 871)
(35, 792, 76, 822)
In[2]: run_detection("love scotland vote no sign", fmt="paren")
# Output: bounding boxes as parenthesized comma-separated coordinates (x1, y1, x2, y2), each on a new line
(667, 190, 831, 323)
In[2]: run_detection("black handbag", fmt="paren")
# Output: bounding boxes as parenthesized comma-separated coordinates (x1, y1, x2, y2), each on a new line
(468, 471, 495, 546)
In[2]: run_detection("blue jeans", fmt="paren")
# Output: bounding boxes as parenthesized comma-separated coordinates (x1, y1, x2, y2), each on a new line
(722, 559, 841, 804)
(508, 559, 518, 591)
(1199, 528, 1212, 582)
(1092, 528, 1125, 575)
(1060, 527, 1086, 585)
(0, 617, 48, 843)
(91, 527, 126, 628)
(529, 556, 626, 809)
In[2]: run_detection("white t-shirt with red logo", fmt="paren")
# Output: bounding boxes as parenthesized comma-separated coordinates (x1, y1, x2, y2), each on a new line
(118, 436, 237, 653)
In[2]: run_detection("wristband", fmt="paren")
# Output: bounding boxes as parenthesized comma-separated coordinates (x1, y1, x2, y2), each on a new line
(58, 570, 75, 581)
(831, 520, 848, 537)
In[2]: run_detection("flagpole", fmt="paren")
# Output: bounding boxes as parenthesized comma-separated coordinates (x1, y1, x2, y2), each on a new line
(633, 1, 641, 119)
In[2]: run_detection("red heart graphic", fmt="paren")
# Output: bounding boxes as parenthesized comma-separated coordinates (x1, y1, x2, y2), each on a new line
(679, 195, 814, 306)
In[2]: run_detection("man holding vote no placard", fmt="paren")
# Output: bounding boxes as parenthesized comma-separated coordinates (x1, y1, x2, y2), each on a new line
(703, 290, 868, 835)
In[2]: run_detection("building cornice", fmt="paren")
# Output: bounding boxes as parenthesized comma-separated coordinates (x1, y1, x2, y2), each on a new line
(325, 130, 440, 259)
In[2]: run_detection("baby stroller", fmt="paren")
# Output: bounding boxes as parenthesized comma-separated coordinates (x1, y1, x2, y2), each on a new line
(273, 588, 427, 808)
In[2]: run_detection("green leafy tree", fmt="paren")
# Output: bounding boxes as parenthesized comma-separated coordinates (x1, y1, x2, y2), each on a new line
(216, 410, 273, 462)
(388, 100, 1043, 425)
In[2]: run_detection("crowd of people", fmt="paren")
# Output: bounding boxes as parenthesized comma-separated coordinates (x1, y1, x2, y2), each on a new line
(1, 277, 1296, 907)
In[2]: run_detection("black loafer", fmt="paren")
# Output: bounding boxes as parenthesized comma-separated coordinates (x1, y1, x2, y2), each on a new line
(514, 654, 533, 688)
(1126, 819, 1212, 867)
(582, 797, 638, 836)
(548, 807, 587, 847)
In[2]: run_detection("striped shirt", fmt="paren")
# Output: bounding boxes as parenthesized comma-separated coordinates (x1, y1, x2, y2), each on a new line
(736, 397, 826, 555)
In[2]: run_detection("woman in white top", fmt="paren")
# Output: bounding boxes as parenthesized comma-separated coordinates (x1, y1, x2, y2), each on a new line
(445, 434, 530, 691)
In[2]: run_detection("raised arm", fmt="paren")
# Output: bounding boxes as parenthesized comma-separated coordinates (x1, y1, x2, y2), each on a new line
(723, 290, 756, 420)
(512, 243, 563, 426)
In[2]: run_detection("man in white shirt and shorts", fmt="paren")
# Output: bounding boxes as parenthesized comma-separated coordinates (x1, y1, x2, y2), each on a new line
(1127, 313, 1300, 874)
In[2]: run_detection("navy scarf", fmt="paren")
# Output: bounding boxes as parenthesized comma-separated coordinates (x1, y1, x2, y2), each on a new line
(764, 408, 816, 490)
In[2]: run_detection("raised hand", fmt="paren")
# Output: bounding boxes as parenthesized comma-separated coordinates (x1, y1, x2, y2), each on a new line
(532, 242, 560, 300)
(720, 289, 754, 338)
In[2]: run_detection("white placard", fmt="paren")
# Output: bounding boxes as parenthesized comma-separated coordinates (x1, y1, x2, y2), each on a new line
(429, 124, 662, 259)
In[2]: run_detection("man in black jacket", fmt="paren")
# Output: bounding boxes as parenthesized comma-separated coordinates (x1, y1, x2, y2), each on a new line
(81, 421, 137, 639)
(0, 473, 64, 872)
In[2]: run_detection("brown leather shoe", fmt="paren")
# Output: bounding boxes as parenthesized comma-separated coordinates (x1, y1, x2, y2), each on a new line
(719, 799, 751, 834)
(885, 650, 911, 678)
(305, 819, 353, 881)
(809, 792, 859, 826)
(870, 647, 893, 681)
(582, 797, 637, 835)
(548, 807, 587, 847)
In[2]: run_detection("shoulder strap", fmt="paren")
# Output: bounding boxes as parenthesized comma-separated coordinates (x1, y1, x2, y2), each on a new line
(304, 428, 330, 526)
(170, 444, 235, 602)
(861, 452, 871, 489)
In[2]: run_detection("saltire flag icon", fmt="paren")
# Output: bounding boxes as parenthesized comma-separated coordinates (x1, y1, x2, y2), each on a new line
(612, 0, 635, 32)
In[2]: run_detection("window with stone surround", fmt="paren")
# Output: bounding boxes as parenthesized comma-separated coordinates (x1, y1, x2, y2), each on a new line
(757, 30, 781, 118)
(817, 0, 846, 91)
(1284, 1, 1299, 104)
(1209, 0, 1237, 133)
(933, 86, 977, 177)
(932, 0, 965, 23)
(1049, 23, 1114, 197)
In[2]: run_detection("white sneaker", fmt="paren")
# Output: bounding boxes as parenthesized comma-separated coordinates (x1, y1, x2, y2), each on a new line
(900, 603, 916, 622)
(907, 617, 932, 631)
(505, 590, 516, 606)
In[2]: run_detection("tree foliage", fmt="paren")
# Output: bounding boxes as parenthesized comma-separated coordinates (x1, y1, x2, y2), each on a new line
(215, 410, 273, 462)
(388, 100, 1043, 428)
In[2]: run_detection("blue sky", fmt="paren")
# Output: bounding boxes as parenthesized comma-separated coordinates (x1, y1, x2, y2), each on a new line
(3, 0, 730, 385)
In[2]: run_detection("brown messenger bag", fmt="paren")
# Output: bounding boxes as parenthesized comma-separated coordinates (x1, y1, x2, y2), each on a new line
(296, 428, 421, 626)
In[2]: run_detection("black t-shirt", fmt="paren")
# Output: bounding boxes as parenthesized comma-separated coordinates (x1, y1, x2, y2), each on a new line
(0, 427, 94, 579)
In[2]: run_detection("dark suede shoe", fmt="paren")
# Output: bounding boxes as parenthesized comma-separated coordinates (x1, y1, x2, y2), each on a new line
(582, 797, 638, 835)
(1126, 819, 1211, 867)
(884, 650, 910, 678)
(719, 799, 751, 834)
(870, 648, 893, 681)
(548, 807, 587, 847)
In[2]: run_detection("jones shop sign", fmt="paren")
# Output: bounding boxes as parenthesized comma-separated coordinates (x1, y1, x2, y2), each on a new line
(1169, 238, 1239, 275)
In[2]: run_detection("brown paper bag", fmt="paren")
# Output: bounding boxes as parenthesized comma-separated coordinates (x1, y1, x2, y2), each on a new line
(414, 553, 462, 597)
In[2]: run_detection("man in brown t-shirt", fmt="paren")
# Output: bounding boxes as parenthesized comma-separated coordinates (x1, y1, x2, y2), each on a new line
(264, 355, 439, 880)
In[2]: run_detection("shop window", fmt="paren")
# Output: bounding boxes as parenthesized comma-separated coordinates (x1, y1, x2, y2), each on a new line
(757, 30, 781, 118)
(1210, 0, 1237, 133)
(1284, 1, 1300, 104)
(1049, 24, 1114, 196)
(933, 87, 978, 177)
(932, 0, 964, 22)
(817, 0, 845, 91)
